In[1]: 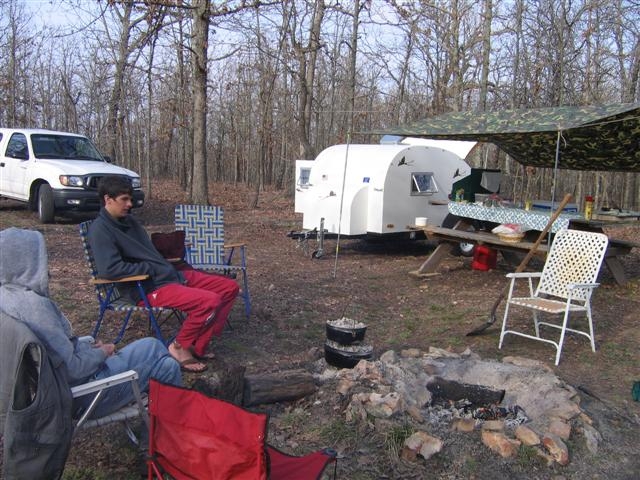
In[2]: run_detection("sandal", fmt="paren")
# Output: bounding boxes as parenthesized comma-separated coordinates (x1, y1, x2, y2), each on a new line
(189, 347, 216, 361)
(169, 340, 208, 373)
(178, 357, 208, 373)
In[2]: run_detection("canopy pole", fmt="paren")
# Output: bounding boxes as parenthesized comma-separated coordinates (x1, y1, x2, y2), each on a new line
(548, 129, 563, 247)
(333, 133, 351, 279)
(550, 130, 562, 208)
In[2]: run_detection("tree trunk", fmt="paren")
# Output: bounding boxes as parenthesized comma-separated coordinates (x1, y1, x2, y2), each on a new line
(479, 0, 492, 111)
(105, 2, 132, 161)
(294, 0, 325, 159)
(345, 1, 360, 134)
(190, 0, 210, 204)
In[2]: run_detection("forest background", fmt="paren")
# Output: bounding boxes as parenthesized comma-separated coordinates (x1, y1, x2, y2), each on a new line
(1, 0, 639, 210)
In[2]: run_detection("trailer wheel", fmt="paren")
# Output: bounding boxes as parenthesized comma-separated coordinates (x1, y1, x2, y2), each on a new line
(442, 213, 475, 257)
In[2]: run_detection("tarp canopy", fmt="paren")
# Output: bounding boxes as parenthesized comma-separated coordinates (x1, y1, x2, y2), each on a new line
(378, 103, 640, 172)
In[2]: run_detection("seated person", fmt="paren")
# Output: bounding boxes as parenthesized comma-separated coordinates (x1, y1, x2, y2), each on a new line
(0, 227, 182, 419)
(87, 175, 239, 373)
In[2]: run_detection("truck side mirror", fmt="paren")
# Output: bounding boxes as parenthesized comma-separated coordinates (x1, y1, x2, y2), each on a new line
(103, 155, 112, 163)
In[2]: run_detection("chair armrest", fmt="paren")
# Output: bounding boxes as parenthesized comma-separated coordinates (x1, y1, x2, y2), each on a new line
(70, 370, 139, 398)
(568, 282, 600, 289)
(224, 242, 246, 249)
(91, 274, 149, 285)
(166, 258, 183, 263)
(506, 272, 542, 279)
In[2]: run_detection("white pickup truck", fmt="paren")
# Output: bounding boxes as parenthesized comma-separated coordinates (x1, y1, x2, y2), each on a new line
(0, 128, 144, 223)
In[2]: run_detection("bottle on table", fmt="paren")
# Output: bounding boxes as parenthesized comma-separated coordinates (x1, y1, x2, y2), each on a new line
(584, 195, 594, 221)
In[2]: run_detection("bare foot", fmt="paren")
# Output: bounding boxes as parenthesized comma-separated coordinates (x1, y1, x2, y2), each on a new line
(168, 342, 207, 373)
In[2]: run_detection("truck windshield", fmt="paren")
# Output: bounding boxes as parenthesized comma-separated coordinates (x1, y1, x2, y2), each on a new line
(31, 134, 104, 161)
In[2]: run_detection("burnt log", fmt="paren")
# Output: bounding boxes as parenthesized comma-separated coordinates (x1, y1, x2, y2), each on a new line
(427, 377, 505, 406)
(243, 369, 316, 407)
(191, 360, 246, 405)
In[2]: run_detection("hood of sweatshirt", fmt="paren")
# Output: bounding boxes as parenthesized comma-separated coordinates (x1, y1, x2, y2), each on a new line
(0, 227, 49, 297)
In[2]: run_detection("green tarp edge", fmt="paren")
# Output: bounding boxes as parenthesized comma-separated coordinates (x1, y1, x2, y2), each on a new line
(374, 103, 640, 172)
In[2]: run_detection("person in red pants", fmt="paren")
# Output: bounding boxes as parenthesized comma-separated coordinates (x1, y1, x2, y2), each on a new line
(88, 175, 239, 373)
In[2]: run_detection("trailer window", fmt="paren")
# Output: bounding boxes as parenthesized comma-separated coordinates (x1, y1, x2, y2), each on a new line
(411, 172, 438, 195)
(297, 167, 311, 187)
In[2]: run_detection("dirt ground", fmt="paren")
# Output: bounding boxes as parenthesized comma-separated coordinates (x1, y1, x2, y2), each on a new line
(1, 178, 639, 479)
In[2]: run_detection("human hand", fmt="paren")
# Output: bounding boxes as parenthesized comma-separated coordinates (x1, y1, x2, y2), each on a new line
(93, 340, 116, 356)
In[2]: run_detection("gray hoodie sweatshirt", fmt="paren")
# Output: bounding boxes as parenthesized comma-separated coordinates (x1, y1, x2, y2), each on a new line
(0, 228, 106, 385)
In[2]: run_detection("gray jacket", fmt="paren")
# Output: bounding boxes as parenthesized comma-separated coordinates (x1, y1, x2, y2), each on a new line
(0, 227, 106, 386)
(87, 208, 184, 302)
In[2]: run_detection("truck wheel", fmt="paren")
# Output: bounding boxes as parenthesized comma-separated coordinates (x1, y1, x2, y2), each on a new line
(442, 213, 476, 257)
(28, 194, 38, 211)
(37, 184, 55, 223)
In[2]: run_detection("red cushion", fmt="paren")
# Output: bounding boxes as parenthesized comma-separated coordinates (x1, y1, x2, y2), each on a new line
(151, 230, 186, 260)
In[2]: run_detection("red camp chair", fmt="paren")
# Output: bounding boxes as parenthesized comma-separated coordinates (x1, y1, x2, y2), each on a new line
(147, 380, 337, 480)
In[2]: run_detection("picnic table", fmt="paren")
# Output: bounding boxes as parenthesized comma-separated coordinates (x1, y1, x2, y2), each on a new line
(411, 202, 638, 285)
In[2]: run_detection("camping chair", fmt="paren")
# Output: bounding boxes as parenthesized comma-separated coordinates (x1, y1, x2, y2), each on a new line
(174, 205, 251, 318)
(147, 379, 337, 480)
(1, 314, 148, 479)
(71, 337, 149, 444)
(499, 229, 609, 365)
(79, 221, 181, 345)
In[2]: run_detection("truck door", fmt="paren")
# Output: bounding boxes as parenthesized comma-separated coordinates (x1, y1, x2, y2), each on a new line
(0, 132, 30, 198)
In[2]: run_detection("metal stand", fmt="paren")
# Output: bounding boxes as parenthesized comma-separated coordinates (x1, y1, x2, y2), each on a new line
(312, 218, 326, 258)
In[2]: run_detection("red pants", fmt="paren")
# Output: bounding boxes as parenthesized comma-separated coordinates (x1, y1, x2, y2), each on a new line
(145, 270, 239, 356)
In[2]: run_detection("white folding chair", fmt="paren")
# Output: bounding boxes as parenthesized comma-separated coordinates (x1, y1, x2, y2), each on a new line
(499, 229, 609, 365)
(70, 337, 148, 445)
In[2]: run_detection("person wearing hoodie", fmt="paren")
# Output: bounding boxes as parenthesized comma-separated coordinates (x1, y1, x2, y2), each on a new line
(0, 227, 182, 419)
(87, 175, 239, 373)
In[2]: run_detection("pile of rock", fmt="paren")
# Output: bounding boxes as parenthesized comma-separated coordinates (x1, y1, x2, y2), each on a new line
(316, 346, 601, 466)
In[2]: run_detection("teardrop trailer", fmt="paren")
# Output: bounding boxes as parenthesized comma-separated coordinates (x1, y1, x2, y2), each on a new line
(289, 138, 502, 257)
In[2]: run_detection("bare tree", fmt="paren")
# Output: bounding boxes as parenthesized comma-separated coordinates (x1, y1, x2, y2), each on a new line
(478, 0, 493, 111)
(284, 0, 326, 160)
(1, 0, 35, 126)
(102, 2, 166, 162)
(190, 0, 209, 204)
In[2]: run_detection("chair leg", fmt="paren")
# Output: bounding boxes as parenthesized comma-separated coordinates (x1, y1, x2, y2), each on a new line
(533, 310, 541, 338)
(93, 307, 107, 340)
(135, 283, 170, 345)
(94, 287, 118, 339)
(113, 310, 135, 344)
(147, 310, 168, 345)
(498, 302, 511, 349)
(586, 307, 596, 352)
(499, 279, 518, 349)
(554, 310, 572, 366)
(241, 269, 251, 318)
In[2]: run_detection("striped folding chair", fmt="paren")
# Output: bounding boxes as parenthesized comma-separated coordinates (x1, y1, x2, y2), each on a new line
(174, 205, 251, 318)
(79, 221, 181, 345)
